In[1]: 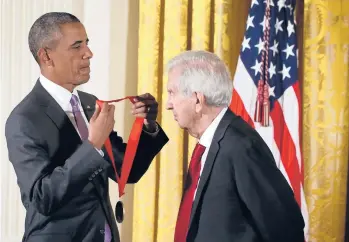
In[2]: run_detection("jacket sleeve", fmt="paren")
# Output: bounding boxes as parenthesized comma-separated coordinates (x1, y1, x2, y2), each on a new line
(5, 114, 110, 216)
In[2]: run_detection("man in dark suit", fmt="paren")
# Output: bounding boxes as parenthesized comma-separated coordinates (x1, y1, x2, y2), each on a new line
(166, 50, 304, 242)
(5, 12, 168, 242)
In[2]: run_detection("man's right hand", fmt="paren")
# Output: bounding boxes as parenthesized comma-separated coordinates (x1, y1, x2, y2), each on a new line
(88, 102, 115, 150)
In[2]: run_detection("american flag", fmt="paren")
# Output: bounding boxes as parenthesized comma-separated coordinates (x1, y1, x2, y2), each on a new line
(229, 0, 308, 239)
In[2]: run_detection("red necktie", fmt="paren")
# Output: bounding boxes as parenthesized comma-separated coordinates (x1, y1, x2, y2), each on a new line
(174, 143, 206, 242)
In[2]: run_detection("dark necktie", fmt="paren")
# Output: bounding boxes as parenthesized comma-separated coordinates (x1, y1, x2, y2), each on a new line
(70, 94, 112, 242)
(174, 143, 206, 242)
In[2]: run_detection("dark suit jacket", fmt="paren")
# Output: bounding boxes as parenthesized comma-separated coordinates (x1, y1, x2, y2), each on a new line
(186, 109, 305, 242)
(5, 81, 168, 242)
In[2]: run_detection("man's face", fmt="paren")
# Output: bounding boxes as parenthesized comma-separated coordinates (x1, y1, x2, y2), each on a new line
(166, 70, 198, 131)
(46, 22, 93, 88)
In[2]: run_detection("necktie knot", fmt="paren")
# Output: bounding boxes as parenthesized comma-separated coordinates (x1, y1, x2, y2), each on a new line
(189, 143, 205, 176)
(70, 94, 79, 108)
(192, 143, 206, 161)
(69, 94, 88, 141)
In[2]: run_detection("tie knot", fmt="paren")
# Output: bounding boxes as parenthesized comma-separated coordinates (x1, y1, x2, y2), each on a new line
(192, 143, 206, 161)
(70, 94, 79, 107)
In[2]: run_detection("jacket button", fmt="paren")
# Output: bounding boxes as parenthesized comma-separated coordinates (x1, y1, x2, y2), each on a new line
(92, 173, 96, 178)
(88, 177, 92, 181)
(98, 168, 103, 172)
(100, 229, 105, 234)
(94, 170, 99, 175)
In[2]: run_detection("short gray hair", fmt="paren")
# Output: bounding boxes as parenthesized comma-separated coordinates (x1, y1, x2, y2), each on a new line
(28, 12, 80, 63)
(166, 50, 233, 107)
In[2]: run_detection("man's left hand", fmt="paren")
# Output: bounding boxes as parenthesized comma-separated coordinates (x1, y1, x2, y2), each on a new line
(131, 93, 158, 132)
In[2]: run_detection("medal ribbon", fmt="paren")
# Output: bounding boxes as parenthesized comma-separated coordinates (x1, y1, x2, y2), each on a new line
(96, 96, 144, 198)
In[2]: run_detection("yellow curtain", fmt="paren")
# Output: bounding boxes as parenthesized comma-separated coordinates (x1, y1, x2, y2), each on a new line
(303, 0, 349, 241)
(133, 0, 250, 241)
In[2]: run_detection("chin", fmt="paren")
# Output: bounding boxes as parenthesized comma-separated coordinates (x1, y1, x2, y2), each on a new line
(77, 75, 90, 84)
(177, 122, 186, 130)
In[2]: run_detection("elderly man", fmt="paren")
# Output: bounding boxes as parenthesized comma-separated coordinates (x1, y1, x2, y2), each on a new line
(5, 12, 168, 242)
(166, 50, 304, 242)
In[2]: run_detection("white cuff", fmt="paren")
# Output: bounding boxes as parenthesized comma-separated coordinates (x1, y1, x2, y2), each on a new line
(95, 148, 104, 157)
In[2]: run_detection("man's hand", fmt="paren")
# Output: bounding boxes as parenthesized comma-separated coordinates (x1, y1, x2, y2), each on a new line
(131, 93, 158, 132)
(88, 102, 115, 149)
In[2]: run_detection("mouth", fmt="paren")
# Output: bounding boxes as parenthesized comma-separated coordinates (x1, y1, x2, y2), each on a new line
(80, 65, 90, 74)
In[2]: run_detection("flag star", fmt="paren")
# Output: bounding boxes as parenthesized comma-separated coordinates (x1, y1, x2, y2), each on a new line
(275, 18, 283, 34)
(251, 0, 259, 7)
(282, 44, 295, 59)
(255, 38, 265, 54)
(269, 85, 275, 97)
(279, 64, 291, 80)
(269, 62, 276, 79)
(287, 4, 293, 14)
(242, 36, 251, 52)
(260, 15, 270, 32)
(277, 0, 286, 11)
(251, 60, 262, 76)
(264, 0, 275, 6)
(246, 15, 255, 31)
(270, 40, 279, 57)
(287, 21, 295, 36)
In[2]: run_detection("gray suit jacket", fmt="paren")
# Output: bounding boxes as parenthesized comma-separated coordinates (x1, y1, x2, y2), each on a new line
(5, 80, 168, 242)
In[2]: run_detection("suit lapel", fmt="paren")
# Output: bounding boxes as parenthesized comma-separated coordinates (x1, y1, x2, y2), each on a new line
(78, 90, 95, 121)
(33, 80, 81, 144)
(189, 109, 237, 228)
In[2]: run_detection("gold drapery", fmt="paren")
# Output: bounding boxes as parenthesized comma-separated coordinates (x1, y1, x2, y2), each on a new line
(303, 0, 349, 241)
(133, 0, 250, 241)
(133, 0, 349, 241)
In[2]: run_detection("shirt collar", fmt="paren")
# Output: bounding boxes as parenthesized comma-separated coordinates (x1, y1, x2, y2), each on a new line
(39, 74, 81, 110)
(199, 107, 228, 148)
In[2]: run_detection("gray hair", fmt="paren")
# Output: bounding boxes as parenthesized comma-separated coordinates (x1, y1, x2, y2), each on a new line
(166, 50, 233, 107)
(28, 12, 80, 63)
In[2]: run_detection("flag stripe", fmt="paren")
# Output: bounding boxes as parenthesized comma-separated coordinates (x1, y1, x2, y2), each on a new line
(231, 89, 255, 128)
(292, 81, 304, 181)
(279, 85, 302, 169)
(270, 101, 301, 204)
(232, 58, 257, 119)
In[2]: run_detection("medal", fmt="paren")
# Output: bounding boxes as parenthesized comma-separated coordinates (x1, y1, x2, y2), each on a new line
(115, 201, 124, 223)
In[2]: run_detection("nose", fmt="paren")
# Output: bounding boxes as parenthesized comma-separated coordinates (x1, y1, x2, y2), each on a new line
(166, 99, 173, 110)
(83, 46, 93, 59)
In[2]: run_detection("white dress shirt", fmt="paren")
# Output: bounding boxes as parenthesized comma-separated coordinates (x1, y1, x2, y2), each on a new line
(194, 107, 228, 198)
(39, 74, 104, 156)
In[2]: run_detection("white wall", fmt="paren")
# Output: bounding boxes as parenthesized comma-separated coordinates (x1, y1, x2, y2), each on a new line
(0, 1, 138, 241)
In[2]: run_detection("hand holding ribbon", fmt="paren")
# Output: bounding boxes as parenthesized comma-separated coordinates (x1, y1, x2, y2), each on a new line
(92, 93, 158, 223)
(88, 102, 115, 150)
(131, 93, 159, 132)
(94, 93, 158, 196)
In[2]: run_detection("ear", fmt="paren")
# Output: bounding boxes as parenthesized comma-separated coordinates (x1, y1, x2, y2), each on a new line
(37, 48, 53, 67)
(194, 92, 205, 113)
